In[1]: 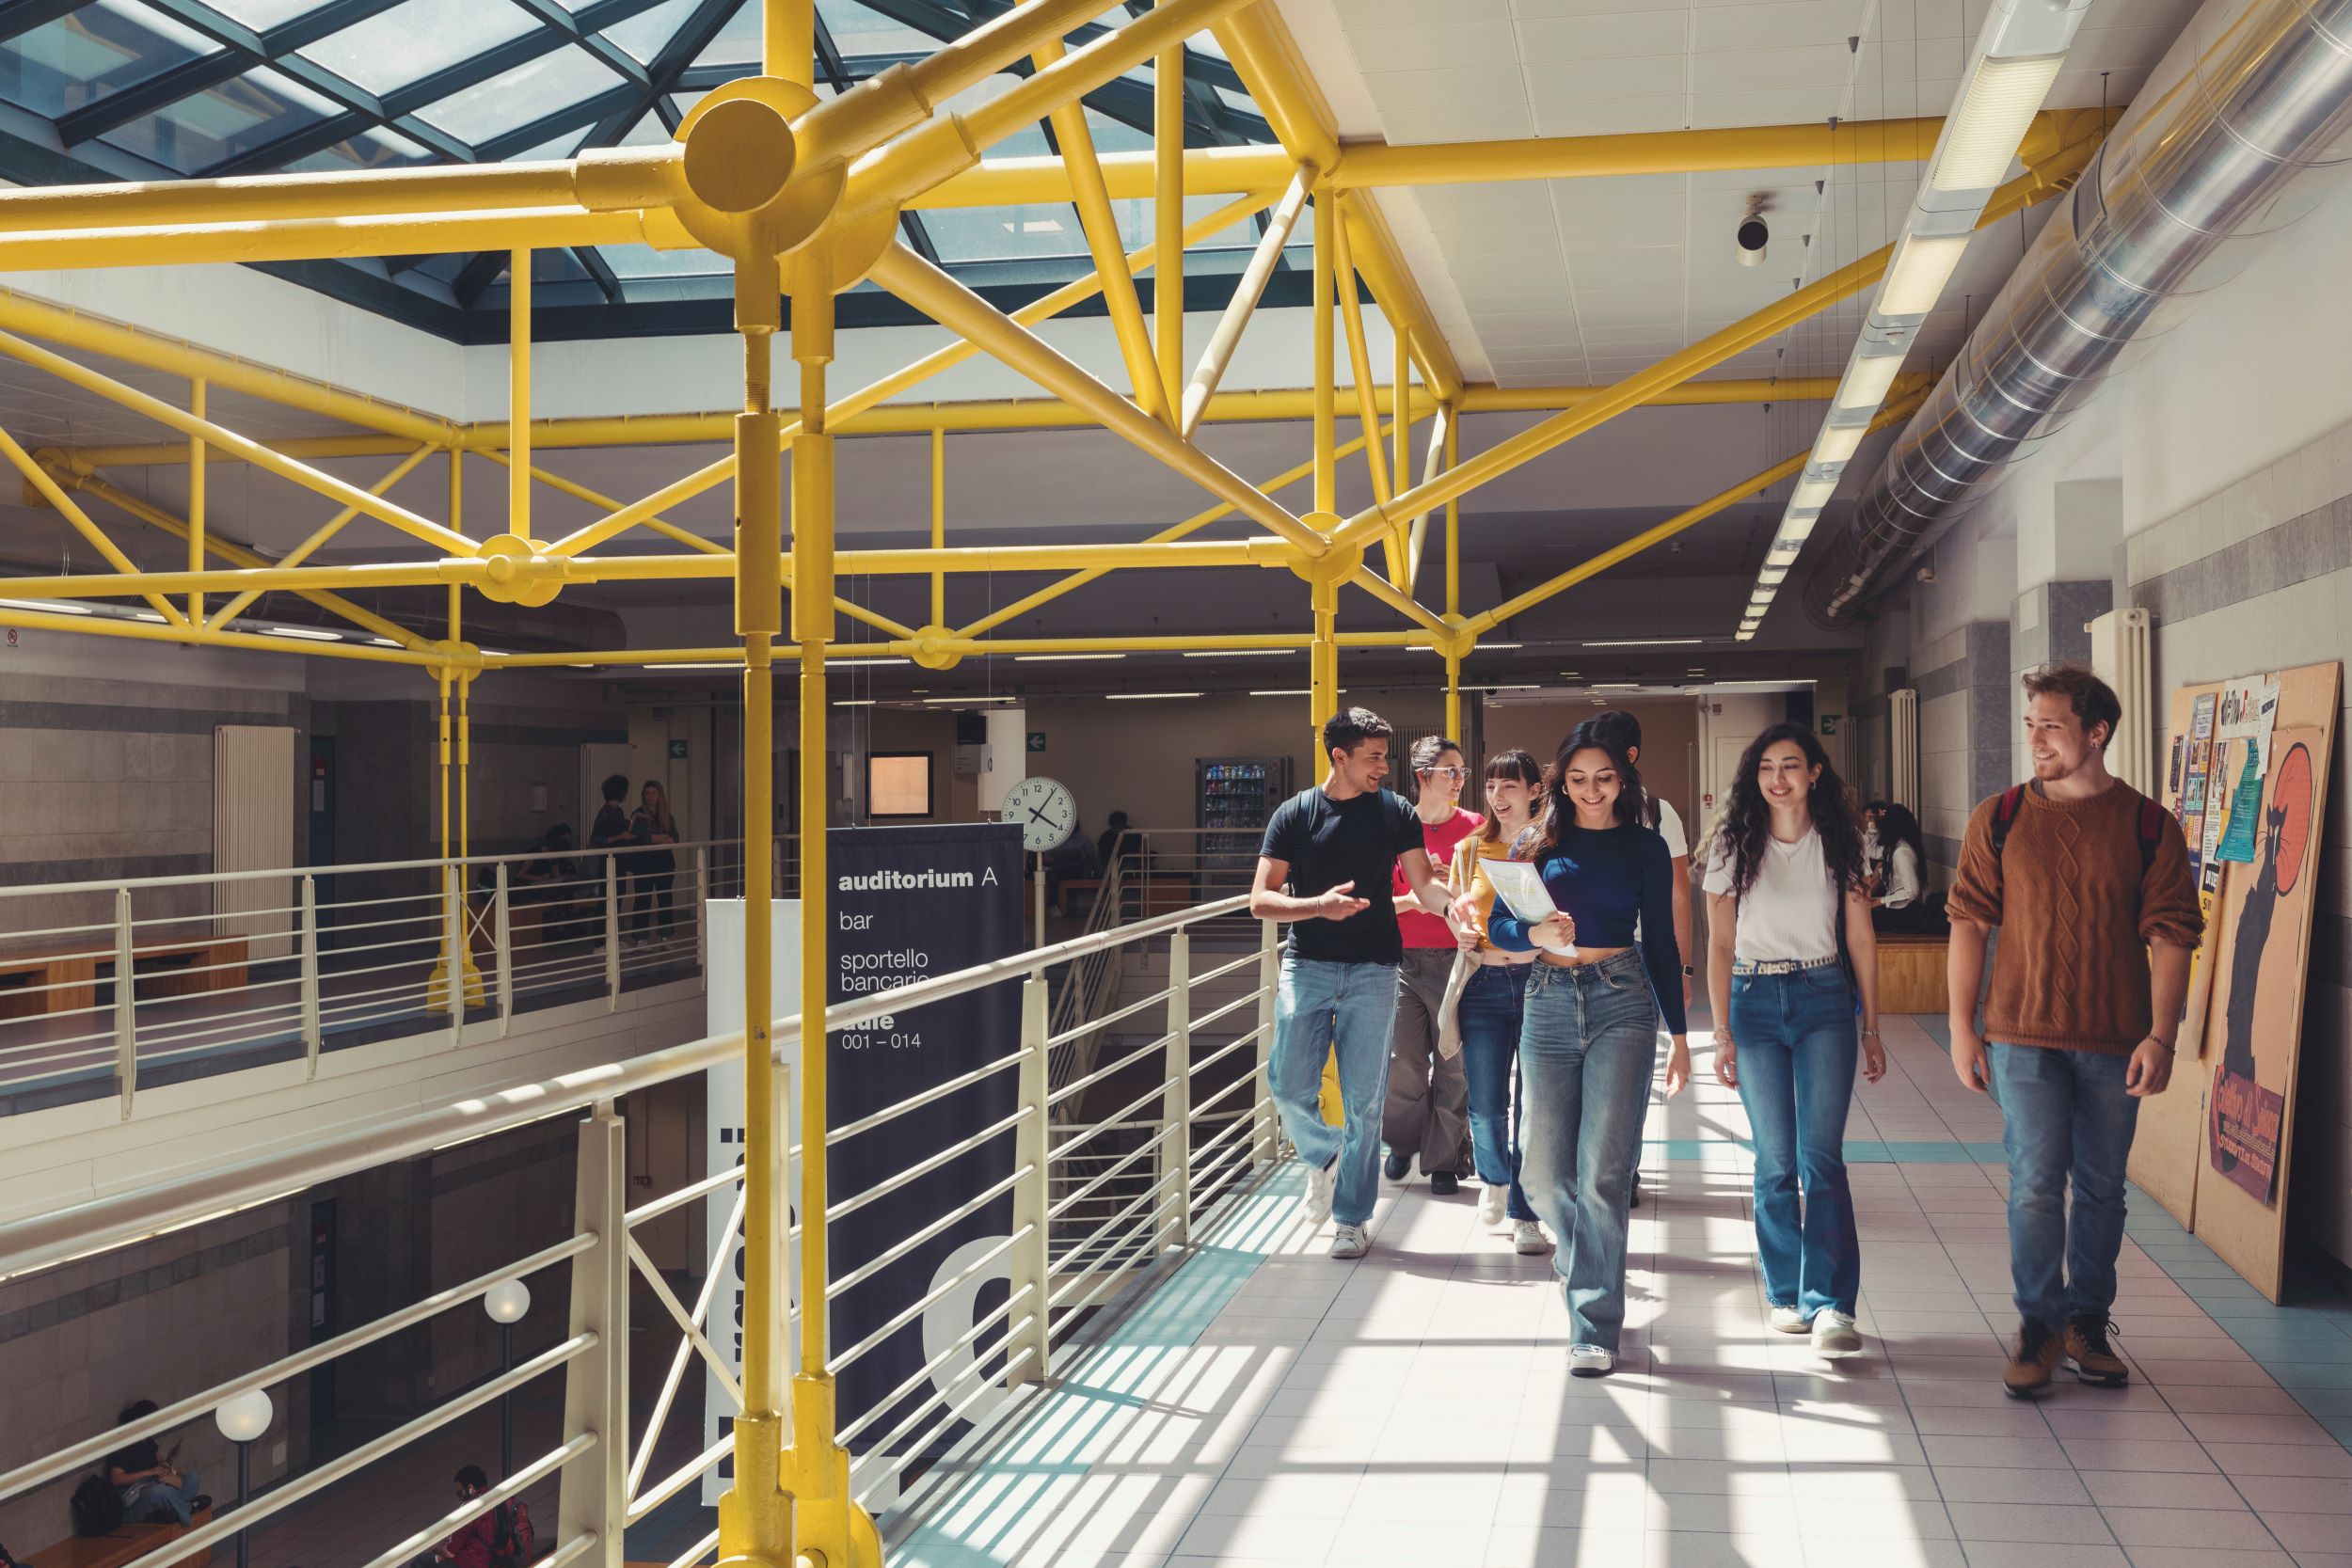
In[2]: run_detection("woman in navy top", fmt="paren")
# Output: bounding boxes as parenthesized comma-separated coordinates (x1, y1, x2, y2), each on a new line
(1485, 720, 1690, 1377)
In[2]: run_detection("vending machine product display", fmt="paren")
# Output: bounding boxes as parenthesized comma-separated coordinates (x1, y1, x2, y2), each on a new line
(1197, 756, 1291, 891)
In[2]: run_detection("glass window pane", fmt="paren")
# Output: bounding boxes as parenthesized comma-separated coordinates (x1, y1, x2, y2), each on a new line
(602, 0, 698, 64)
(283, 123, 434, 173)
(0, 0, 219, 119)
(300, 0, 538, 97)
(209, 0, 339, 27)
(691, 3, 760, 68)
(917, 203, 1086, 264)
(100, 65, 338, 173)
(416, 45, 622, 143)
(816, 0, 936, 57)
(598, 242, 726, 277)
(619, 106, 673, 147)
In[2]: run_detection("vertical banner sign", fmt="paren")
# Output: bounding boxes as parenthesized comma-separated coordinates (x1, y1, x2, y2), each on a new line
(828, 823, 1024, 1465)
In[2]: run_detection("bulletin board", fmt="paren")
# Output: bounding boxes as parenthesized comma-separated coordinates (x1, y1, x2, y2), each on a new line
(2129, 660, 2340, 1301)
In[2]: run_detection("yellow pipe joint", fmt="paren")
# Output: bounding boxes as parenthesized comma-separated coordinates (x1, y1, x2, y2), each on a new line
(472, 534, 571, 607)
(1430, 620, 1475, 663)
(1285, 520, 1361, 589)
(908, 624, 963, 672)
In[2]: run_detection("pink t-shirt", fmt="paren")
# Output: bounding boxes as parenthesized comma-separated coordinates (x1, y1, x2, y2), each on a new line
(1393, 807, 1483, 948)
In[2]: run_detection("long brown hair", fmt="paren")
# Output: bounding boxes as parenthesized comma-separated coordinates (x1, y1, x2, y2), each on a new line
(1522, 721, 1645, 857)
(1708, 722, 1866, 899)
(638, 780, 675, 836)
(1476, 749, 1542, 846)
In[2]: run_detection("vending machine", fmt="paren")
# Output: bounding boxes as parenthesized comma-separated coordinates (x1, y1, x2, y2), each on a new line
(1196, 756, 1292, 892)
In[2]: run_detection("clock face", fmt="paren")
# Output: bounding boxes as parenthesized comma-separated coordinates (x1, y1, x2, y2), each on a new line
(1003, 776, 1076, 853)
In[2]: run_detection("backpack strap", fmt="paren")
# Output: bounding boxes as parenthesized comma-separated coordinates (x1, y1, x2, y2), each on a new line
(2136, 794, 2166, 873)
(1989, 784, 2028, 861)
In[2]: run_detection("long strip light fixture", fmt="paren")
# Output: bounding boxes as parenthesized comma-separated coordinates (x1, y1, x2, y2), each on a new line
(1738, 0, 2091, 642)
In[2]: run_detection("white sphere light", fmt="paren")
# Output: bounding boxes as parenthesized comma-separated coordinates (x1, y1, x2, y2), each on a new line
(214, 1388, 273, 1445)
(484, 1279, 532, 1324)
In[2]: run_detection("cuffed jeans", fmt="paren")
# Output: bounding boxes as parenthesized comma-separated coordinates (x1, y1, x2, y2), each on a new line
(1729, 965, 1861, 1319)
(1271, 952, 1402, 1227)
(1383, 948, 1471, 1176)
(1518, 950, 1659, 1351)
(122, 1474, 202, 1526)
(1989, 1042, 2139, 1333)
(1458, 962, 1536, 1221)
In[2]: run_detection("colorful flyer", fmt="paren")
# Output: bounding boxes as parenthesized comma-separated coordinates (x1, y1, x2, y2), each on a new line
(2192, 691, 2217, 740)
(2217, 739, 2265, 863)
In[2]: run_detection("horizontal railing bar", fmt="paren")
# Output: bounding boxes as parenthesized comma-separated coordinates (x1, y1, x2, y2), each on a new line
(625, 1165, 741, 1227)
(1045, 1030, 1174, 1108)
(827, 1044, 1031, 1142)
(826, 1223, 1031, 1377)
(1184, 1024, 1266, 1082)
(834, 1284, 1032, 1446)
(850, 1335, 1037, 1510)
(1049, 1172, 1181, 1303)
(1044, 1130, 1166, 1223)
(356, 1433, 594, 1568)
(1050, 1210, 1182, 1325)
(823, 1105, 1032, 1224)
(1190, 949, 1261, 988)
(624, 1432, 731, 1527)
(827, 1163, 1033, 1299)
(0, 839, 751, 900)
(1043, 983, 1169, 1050)
(1186, 989, 1260, 1037)
(1186, 1069, 1261, 1123)
(1044, 1077, 1172, 1164)
(661, 1528, 720, 1568)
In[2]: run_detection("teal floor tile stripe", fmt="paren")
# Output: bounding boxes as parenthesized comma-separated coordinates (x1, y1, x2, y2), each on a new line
(887, 1169, 1304, 1567)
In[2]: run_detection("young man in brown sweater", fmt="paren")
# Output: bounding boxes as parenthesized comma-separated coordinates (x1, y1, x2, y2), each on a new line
(1946, 665, 2202, 1399)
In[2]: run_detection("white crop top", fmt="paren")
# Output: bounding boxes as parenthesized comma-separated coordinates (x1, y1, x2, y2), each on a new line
(1701, 828, 1840, 962)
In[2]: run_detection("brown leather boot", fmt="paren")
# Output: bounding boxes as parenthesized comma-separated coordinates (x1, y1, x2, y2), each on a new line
(2067, 1315, 2130, 1387)
(2003, 1320, 2063, 1400)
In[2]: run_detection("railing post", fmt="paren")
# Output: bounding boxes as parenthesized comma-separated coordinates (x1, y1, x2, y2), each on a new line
(113, 886, 135, 1120)
(558, 1099, 628, 1567)
(1254, 917, 1280, 1168)
(300, 876, 321, 1079)
(495, 862, 514, 1036)
(694, 846, 709, 991)
(1161, 930, 1191, 1251)
(604, 854, 620, 1009)
(445, 863, 464, 1049)
(1009, 974, 1051, 1388)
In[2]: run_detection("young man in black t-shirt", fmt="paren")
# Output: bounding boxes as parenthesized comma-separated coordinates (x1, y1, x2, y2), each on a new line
(1252, 707, 1457, 1259)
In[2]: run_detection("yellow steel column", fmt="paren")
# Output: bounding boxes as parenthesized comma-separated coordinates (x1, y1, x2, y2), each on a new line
(450, 449, 463, 536)
(1154, 5, 1184, 414)
(510, 251, 531, 537)
(930, 426, 946, 628)
(188, 380, 204, 628)
(766, 0, 813, 80)
(1309, 574, 1337, 768)
(1444, 412, 1460, 742)
(1311, 183, 1334, 515)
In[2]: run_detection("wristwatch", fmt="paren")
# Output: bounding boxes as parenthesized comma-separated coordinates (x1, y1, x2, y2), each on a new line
(1680, 963, 1695, 976)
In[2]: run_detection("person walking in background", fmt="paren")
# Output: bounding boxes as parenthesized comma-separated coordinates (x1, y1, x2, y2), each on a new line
(628, 780, 679, 947)
(1448, 748, 1549, 1254)
(1869, 803, 1929, 932)
(1485, 721, 1691, 1376)
(1704, 722, 1883, 1359)
(1946, 665, 2201, 1399)
(1253, 707, 1461, 1261)
(1380, 736, 1482, 1195)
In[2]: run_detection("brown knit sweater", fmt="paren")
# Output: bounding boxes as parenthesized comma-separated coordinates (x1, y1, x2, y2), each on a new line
(1946, 781, 2202, 1053)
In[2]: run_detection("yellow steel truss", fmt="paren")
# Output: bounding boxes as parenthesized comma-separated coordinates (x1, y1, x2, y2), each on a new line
(0, 5, 2121, 1561)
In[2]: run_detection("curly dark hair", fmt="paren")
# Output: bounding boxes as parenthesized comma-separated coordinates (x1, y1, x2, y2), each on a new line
(1878, 801, 1926, 869)
(1709, 721, 1867, 899)
(1522, 721, 1645, 856)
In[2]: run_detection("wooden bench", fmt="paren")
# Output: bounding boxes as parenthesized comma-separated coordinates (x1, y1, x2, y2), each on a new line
(27, 1506, 214, 1568)
(1878, 934, 1950, 1016)
(0, 937, 248, 1020)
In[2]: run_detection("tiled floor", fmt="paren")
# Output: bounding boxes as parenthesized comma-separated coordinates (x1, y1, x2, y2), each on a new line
(892, 1015, 2352, 1568)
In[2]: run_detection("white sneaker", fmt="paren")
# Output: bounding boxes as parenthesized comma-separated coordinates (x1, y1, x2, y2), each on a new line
(1477, 1183, 1508, 1228)
(1329, 1223, 1370, 1260)
(1812, 1310, 1862, 1358)
(1568, 1344, 1615, 1377)
(1302, 1161, 1335, 1226)
(1513, 1219, 1551, 1256)
(1770, 1305, 1811, 1335)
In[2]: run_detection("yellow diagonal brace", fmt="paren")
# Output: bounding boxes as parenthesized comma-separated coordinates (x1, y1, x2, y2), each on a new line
(206, 445, 437, 630)
(1328, 202, 1393, 510)
(0, 330, 473, 555)
(1349, 563, 1447, 638)
(1333, 134, 2104, 552)
(0, 425, 190, 627)
(1464, 393, 1928, 635)
(875, 244, 1326, 557)
(951, 419, 1406, 641)
(0, 605, 436, 664)
(56, 467, 429, 649)
(546, 189, 1276, 560)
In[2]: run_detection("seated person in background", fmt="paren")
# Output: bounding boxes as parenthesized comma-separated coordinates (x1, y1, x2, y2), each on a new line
(1096, 811, 1143, 879)
(435, 1466, 497, 1568)
(1045, 825, 1100, 908)
(1861, 800, 1888, 895)
(512, 824, 578, 900)
(107, 1402, 206, 1526)
(1870, 803, 1929, 933)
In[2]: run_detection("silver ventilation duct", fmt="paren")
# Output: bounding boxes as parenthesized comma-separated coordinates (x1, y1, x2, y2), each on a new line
(1808, 0, 2352, 623)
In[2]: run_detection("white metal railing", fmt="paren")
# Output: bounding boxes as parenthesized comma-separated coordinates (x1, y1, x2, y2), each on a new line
(0, 838, 759, 1115)
(0, 895, 1291, 1568)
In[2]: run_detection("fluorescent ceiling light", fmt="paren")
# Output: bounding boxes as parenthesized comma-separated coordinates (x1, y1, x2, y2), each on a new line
(834, 699, 877, 707)
(1105, 691, 1202, 701)
(1879, 232, 1972, 316)
(0, 597, 93, 615)
(263, 626, 342, 641)
(368, 637, 403, 646)
(1735, 630, 1756, 642)
(1592, 682, 1641, 690)
(1789, 476, 1836, 511)
(1250, 689, 1345, 697)
(1582, 638, 1703, 648)
(1834, 354, 1907, 413)
(1183, 648, 1288, 657)
(921, 695, 1018, 705)
(1814, 424, 1868, 466)
(1012, 653, 1124, 662)
(1932, 55, 2066, 192)
(1758, 566, 1788, 585)
(1767, 546, 1803, 567)
(1482, 684, 1540, 690)
(129, 610, 168, 623)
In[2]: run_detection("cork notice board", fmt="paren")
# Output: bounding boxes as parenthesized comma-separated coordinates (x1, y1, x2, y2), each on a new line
(2129, 660, 2341, 1301)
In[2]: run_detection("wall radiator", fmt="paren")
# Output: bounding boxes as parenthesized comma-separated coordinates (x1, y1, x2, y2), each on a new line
(2090, 608, 2155, 795)
(1887, 689, 1920, 814)
(215, 724, 297, 960)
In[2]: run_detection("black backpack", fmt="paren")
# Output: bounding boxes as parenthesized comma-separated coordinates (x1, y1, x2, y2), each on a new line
(488, 1499, 535, 1568)
(72, 1477, 125, 1538)
(1988, 784, 2167, 870)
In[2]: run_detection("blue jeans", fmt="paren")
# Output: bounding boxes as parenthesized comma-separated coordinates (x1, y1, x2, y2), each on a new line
(1989, 1043, 2140, 1333)
(1729, 965, 1861, 1318)
(1518, 950, 1659, 1351)
(1271, 952, 1402, 1227)
(1458, 962, 1536, 1222)
(122, 1473, 202, 1526)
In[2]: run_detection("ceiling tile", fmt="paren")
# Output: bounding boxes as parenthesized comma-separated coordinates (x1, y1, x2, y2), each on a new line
(1379, 102, 1539, 143)
(1360, 65, 1531, 114)
(1347, 20, 1523, 73)
(1686, 85, 1849, 127)
(1518, 11, 1692, 62)
(1530, 95, 1691, 138)
(1691, 42, 1856, 90)
(1695, 0, 1871, 52)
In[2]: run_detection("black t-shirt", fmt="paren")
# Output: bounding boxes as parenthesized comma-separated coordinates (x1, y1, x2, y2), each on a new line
(590, 802, 631, 849)
(107, 1438, 158, 1480)
(1259, 785, 1424, 964)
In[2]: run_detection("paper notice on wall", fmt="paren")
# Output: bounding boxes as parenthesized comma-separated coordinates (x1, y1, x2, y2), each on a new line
(2201, 741, 2234, 894)
(2217, 740, 2266, 863)
(2255, 677, 2280, 765)
(2217, 680, 2266, 742)
(2192, 692, 2217, 741)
